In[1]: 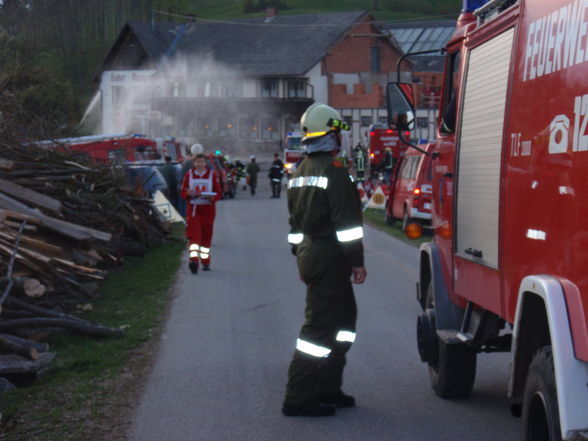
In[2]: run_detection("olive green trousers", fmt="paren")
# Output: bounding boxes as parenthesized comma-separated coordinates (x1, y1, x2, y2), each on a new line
(284, 238, 357, 406)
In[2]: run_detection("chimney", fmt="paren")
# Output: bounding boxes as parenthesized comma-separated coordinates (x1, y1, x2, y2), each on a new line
(264, 6, 279, 23)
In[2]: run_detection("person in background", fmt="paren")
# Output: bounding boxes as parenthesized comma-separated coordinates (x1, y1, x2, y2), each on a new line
(354, 145, 366, 183)
(383, 147, 394, 185)
(180, 153, 222, 274)
(178, 143, 204, 217)
(158, 156, 179, 209)
(234, 157, 246, 190)
(246, 155, 260, 196)
(269, 153, 284, 198)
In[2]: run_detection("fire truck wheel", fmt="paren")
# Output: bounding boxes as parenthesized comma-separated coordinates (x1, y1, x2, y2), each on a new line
(423, 283, 477, 399)
(429, 340, 477, 399)
(522, 346, 562, 441)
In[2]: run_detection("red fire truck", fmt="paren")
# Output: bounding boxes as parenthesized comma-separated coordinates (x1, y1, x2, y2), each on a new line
(367, 123, 408, 171)
(39, 134, 185, 165)
(386, 0, 588, 440)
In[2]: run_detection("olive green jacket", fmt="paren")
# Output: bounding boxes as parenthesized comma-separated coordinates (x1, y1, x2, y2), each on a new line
(287, 152, 364, 267)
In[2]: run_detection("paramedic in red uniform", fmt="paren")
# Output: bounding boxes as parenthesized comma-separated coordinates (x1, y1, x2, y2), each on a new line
(180, 153, 222, 274)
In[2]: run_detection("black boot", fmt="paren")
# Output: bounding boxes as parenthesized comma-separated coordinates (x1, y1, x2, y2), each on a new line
(189, 261, 198, 274)
(282, 402, 336, 417)
(317, 392, 355, 408)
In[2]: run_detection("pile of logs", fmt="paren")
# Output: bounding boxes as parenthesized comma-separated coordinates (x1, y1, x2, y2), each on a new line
(0, 142, 170, 386)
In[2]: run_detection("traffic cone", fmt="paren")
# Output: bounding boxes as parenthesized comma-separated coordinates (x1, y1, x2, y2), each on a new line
(367, 185, 387, 209)
(357, 183, 369, 205)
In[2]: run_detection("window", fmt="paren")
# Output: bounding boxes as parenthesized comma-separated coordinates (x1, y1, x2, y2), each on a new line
(440, 51, 461, 134)
(216, 117, 236, 137)
(239, 116, 257, 139)
(260, 80, 278, 98)
(361, 116, 372, 127)
(417, 117, 429, 128)
(378, 116, 388, 125)
(112, 86, 124, 106)
(198, 117, 214, 137)
(224, 81, 243, 97)
(285, 119, 300, 133)
(343, 116, 353, 127)
(261, 117, 279, 139)
(109, 149, 127, 164)
(287, 80, 305, 98)
(399, 156, 422, 180)
(371, 46, 381, 73)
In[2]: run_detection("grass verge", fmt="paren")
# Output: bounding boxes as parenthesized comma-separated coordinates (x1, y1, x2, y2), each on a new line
(363, 208, 431, 248)
(0, 224, 185, 441)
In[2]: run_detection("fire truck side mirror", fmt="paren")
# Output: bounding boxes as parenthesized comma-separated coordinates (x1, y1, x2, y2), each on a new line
(386, 83, 416, 132)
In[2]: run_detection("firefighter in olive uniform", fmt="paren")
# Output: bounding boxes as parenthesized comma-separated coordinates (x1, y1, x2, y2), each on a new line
(354, 145, 366, 183)
(282, 103, 367, 417)
(383, 147, 394, 184)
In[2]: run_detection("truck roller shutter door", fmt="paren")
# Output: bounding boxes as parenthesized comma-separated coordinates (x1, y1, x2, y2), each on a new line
(456, 28, 514, 269)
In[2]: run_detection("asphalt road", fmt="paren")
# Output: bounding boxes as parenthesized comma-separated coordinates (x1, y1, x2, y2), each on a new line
(127, 181, 520, 441)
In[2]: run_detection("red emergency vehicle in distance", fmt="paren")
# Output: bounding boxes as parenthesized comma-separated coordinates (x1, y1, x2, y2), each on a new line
(283, 131, 304, 176)
(367, 123, 408, 171)
(385, 143, 433, 230)
(38, 134, 186, 165)
(386, 0, 588, 440)
(38, 134, 157, 165)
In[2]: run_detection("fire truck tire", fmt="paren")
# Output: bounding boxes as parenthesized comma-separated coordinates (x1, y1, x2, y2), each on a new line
(522, 346, 562, 441)
(429, 340, 477, 399)
(423, 283, 476, 399)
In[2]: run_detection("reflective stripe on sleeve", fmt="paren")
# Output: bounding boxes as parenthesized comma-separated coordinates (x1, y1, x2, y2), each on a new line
(287, 176, 329, 190)
(296, 338, 331, 358)
(288, 233, 304, 245)
(336, 330, 356, 343)
(336, 226, 364, 242)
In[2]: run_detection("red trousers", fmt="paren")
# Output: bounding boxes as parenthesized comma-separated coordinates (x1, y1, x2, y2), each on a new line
(186, 205, 216, 266)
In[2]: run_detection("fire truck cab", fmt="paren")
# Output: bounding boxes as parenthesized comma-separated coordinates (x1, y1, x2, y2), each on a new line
(387, 0, 588, 440)
(367, 123, 407, 172)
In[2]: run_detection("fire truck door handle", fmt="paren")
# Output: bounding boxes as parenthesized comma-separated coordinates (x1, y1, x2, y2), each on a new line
(443, 172, 453, 178)
(465, 248, 483, 258)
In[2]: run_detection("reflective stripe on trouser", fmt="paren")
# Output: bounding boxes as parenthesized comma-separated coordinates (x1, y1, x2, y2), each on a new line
(186, 216, 214, 266)
(285, 238, 357, 406)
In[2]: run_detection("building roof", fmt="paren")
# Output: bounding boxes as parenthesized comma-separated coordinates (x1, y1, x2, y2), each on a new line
(382, 20, 455, 73)
(109, 11, 381, 77)
(128, 21, 179, 60)
(383, 19, 455, 55)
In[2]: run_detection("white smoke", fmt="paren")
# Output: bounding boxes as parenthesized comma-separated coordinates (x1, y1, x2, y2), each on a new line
(93, 54, 259, 155)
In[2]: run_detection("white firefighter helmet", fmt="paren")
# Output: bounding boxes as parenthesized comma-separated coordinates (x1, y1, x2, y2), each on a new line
(191, 143, 204, 155)
(300, 103, 347, 142)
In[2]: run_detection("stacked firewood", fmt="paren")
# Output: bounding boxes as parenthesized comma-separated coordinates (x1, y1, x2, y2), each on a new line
(0, 143, 169, 385)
